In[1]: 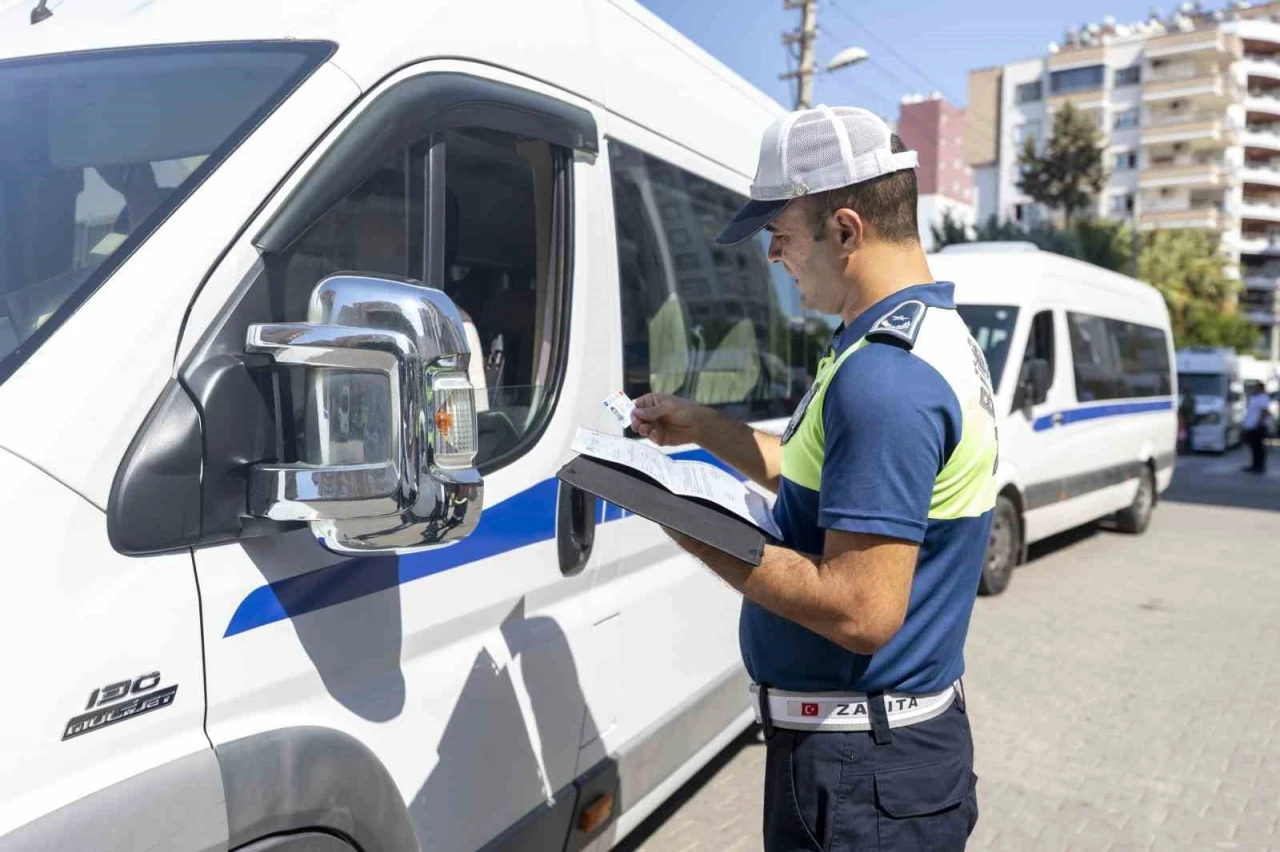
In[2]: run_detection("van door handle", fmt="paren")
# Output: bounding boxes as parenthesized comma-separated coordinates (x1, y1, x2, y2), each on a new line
(557, 483, 597, 577)
(1051, 411, 1064, 427)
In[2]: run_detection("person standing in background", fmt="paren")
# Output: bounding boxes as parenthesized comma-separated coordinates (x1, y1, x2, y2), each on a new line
(1242, 381, 1270, 474)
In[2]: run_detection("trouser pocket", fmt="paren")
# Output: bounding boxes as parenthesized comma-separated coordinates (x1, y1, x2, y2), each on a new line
(764, 731, 847, 852)
(873, 757, 978, 851)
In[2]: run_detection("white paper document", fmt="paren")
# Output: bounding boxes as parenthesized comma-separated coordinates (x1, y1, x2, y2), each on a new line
(571, 427, 782, 538)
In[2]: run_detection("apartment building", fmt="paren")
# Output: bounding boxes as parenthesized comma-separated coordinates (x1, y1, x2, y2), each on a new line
(967, 1, 1280, 360)
(897, 94, 976, 250)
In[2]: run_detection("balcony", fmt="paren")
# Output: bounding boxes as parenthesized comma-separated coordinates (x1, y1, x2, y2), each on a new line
(1142, 72, 1232, 103)
(1240, 124, 1280, 151)
(1239, 198, 1280, 224)
(1240, 287, 1280, 323)
(1145, 27, 1238, 59)
(1242, 53, 1280, 82)
(1243, 267, 1280, 289)
(1138, 206, 1231, 231)
(1140, 116, 1227, 147)
(1047, 91, 1105, 112)
(1240, 162, 1280, 188)
(1138, 162, 1226, 189)
(1245, 88, 1280, 116)
(1239, 233, 1280, 255)
(1047, 44, 1106, 69)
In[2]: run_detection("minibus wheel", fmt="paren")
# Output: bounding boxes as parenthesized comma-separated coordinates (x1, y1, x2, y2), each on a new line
(978, 495, 1019, 596)
(1114, 466, 1155, 534)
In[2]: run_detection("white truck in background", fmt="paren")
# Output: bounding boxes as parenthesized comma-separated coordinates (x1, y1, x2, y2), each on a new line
(1176, 347, 1246, 452)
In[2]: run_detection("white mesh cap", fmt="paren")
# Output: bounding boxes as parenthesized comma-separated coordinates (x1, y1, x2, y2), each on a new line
(715, 104, 918, 245)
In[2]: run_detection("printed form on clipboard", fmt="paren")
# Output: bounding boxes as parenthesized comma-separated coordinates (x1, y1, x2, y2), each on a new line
(570, 427, 783, 539)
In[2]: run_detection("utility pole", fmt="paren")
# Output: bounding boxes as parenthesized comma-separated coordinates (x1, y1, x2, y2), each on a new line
(781, 0, 819, 110)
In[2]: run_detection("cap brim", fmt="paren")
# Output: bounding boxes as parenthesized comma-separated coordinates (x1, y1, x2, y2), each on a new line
(714, 198, 789, 246)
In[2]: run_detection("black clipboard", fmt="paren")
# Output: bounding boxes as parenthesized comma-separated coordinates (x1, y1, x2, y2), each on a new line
(556, 454, 773, 565)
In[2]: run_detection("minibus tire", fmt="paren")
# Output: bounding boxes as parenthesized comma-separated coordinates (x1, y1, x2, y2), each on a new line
(978, 495, 1019, 596)
(1114, 466, 1155, 534)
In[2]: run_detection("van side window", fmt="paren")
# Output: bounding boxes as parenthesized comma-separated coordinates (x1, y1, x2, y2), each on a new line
(1067, 312, 1171, 401)
(1111, 320, 1172, 397)
(608, 140, 834, 420)
(1026, 311, 1055, 370)
(277, 128, 570, 469)
(1020, 309, 1055, 405)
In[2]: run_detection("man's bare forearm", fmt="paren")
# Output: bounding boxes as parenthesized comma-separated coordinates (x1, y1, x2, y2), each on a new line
(695, 408, 783, 493)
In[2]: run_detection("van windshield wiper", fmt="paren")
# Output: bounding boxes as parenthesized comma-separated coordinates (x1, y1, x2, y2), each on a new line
(30, 0, 52, 24)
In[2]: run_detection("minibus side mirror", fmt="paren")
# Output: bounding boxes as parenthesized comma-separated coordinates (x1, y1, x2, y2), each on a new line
(1014, 358, 1051, 417)
(244, 274, 484, 555)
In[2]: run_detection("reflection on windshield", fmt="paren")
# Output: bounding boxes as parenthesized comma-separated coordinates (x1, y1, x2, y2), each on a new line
(956, 303, 1019, 386)
(0, 42, 328, 381)
(1178, 372, 1228, 398)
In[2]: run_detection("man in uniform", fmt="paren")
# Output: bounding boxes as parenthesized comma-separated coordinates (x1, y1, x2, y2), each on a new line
(631, 106, 997, 851)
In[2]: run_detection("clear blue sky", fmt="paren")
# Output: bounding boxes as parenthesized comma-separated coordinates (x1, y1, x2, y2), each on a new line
(638, 0, 1169, 118)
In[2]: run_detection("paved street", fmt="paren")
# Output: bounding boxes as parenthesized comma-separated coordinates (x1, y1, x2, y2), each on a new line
(617, 445, 1280, 852)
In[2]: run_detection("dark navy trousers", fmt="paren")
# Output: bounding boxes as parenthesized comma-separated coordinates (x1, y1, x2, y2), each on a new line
(761, 698, 978, 851)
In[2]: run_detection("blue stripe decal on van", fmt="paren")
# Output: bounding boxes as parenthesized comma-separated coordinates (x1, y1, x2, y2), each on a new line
(1032, 399, 1172, 432)
(223, 448, 739, 637)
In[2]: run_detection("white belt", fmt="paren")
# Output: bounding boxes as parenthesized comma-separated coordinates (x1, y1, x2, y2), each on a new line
(750, 681, 959, 732)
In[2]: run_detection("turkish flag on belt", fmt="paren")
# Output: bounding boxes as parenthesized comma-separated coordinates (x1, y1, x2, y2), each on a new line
(801, 702, 819, 717)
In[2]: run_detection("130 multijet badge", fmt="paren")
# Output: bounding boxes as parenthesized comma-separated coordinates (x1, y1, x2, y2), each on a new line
(62, 671, 178, 741)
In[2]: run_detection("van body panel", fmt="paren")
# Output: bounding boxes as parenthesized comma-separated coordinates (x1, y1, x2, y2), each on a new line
(0, 449, 208, 839)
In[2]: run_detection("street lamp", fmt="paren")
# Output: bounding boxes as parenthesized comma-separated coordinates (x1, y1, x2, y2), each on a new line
(826, 46, 869, 73)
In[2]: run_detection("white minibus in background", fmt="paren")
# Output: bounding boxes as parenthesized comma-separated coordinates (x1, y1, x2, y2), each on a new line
(929, 243, 1177, 596)
(1176, 347, 1246, 452)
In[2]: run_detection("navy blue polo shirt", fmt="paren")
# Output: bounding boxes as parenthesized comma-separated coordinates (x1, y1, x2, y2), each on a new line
(740, 281, 998, 695)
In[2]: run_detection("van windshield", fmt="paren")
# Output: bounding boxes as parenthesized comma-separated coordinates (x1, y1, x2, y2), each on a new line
(1178, 372, 1227, 398)
(0, 41, 329, 383)
(956, 303, 1019, 386)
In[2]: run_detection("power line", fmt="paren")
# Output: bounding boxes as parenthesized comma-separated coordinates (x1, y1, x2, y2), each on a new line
(812, 55, 900, 119)
(825, 0, 960, 104)
(820, 14, 1003, 158)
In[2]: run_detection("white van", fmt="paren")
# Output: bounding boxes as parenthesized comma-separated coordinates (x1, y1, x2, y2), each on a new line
(0, 2, 820, 849)
(1176, 347, 1246, 452)
(929, 244, 1177, 595)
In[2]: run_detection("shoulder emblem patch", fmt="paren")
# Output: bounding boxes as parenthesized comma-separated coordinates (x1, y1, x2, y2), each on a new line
(866, 299, 927, 349)
(781, 379, 821, 444)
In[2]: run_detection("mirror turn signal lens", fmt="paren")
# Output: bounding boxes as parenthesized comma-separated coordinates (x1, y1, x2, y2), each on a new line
(429, 372, 478, 469)
(435, 405, 454, 438)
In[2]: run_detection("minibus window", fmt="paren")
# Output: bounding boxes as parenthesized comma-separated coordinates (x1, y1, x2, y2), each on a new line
(956, 304, 1019, 386)
(277, 127, 570, 470)
(1068, 312, 1171, 401)
(0, 42, 330, 383)
(609, 140, 835, 422)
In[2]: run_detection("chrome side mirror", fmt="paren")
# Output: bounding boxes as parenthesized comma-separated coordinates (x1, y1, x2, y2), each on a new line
(245, 274, 483, 554)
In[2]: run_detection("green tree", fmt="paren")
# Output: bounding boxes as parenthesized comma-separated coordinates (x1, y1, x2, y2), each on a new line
(930, 209, 972, 250)
(1136, 228, 1255, 350)
(1016, 101, 1108, 228)
(1074, 218, 1131, 273)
